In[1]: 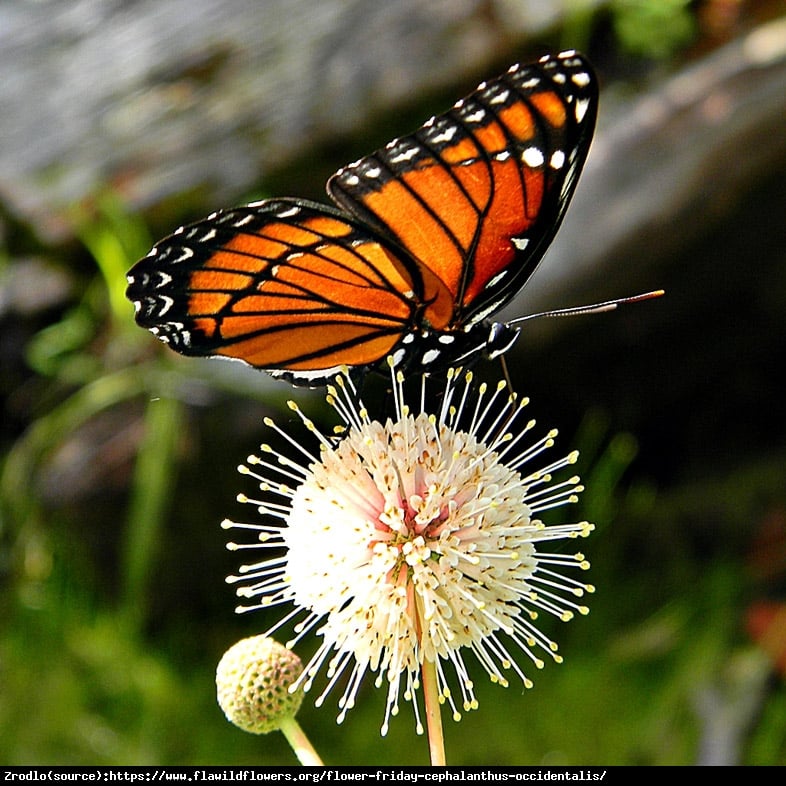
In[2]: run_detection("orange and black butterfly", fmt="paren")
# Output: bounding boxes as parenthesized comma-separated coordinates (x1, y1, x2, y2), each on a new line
(126, 51, 598, 385)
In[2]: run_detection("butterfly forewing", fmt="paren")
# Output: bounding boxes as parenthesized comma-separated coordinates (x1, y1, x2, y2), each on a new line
(327, 51, 598, 329)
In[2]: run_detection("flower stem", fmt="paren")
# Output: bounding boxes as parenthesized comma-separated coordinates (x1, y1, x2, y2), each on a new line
(422, 659, 446, 766)
(278, 716, 324, 766)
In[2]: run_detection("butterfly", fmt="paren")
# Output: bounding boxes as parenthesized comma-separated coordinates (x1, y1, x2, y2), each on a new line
(127, 51, 600, 386)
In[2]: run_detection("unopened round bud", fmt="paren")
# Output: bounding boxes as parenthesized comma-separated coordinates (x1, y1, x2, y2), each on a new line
(216, 635, 304, 734)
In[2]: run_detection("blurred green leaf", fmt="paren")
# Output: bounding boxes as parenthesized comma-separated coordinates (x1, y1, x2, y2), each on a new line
(74, 193, 151, 327)
(612, 0, 696, 58)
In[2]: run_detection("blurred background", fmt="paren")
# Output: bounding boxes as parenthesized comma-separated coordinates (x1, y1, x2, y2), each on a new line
(2, 0, 785, 766)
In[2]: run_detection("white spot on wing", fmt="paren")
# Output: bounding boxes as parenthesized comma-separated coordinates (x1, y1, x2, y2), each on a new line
(174, 247, 194, 264)
(270, 364, 346, 382)
(575, 97, 590, 123)
(390, 146, 420, 164)
(431, 126, 457, 144)
(572, 71, 591, 87)
(487, 270, 508, 287)
(466, 299, 506, 326)
(156, 296, 175, 317)
(522, 147, 544, 167)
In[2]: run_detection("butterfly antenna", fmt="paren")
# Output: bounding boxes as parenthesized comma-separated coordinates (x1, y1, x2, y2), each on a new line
(508, 289, 665, 325)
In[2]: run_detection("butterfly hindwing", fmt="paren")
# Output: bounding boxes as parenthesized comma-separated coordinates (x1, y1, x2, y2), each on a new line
(127, 199, 429, 379)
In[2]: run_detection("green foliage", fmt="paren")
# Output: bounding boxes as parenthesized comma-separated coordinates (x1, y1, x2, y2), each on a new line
(0, 578, 296, 765)
(611, 0, 696, 58)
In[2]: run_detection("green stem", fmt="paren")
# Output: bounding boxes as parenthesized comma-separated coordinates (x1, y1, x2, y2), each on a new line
(278, 716, 324, 766)
(422, 659, 446, 766)
(122, 394, 183, 634)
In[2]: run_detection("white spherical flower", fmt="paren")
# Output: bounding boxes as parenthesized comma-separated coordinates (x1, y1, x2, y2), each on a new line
(223, 364, 594, 735)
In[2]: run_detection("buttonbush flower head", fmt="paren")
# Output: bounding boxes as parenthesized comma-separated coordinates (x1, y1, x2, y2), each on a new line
(222, 363, 594, 735)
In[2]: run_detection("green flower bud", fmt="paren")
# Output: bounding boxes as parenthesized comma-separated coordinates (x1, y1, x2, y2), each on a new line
(216, 635, 304, 734)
